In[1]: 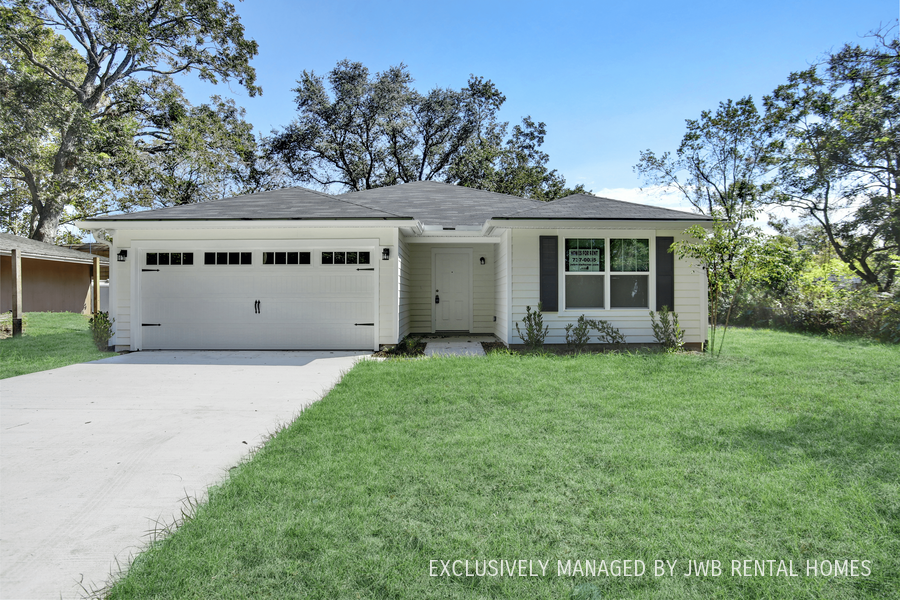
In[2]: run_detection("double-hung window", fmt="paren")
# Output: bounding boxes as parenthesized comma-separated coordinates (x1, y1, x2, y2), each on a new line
(563, 238, 650, 310)
(609, 239, 650, 308)
(564, 239, 605, 309)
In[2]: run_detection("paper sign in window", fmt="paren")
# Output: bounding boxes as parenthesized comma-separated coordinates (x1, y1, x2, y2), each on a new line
(567, 249, 600, 272)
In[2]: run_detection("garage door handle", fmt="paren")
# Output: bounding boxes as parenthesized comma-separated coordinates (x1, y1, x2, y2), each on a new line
(142, 269, 159, 272)
(356, 268, 374, 271)
(254, 299, 260, 314)
(354, 323, 374, 326)
(142, 323, 161, 326)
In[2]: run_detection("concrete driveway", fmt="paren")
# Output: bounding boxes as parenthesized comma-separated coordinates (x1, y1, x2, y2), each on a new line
(0, 350, 369, 599)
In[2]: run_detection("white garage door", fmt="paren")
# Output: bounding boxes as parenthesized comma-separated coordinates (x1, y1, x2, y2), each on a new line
(139, 247, 376, 350)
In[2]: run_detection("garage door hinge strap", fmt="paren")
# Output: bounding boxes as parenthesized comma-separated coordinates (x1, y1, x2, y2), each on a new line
(354, 323, 375, 326)
(356, 268, 375, 271)
(142, 268, 160, 272)
(142, 323, 161, 326)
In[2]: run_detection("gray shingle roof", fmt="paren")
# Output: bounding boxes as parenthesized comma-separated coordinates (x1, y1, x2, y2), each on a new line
(81, 182, 710, 227)
(497, 193, 713, 221)
(340, 181, 544, 226)
(87, 187, 410, 221)
(0, 232, 109, 264)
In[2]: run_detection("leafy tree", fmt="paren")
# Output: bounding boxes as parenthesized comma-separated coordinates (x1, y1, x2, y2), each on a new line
(451, 116, 587, 200)
(673, 218, 790, 356)
(269, 60, 584, 199)
(0, 0, 262, 243)
(763, 23, 899, 291)
(634, 97, 779, 238)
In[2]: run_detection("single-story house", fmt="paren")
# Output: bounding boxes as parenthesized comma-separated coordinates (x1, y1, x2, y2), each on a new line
(77, 181, 712, 352)
(1, 232, 109, 314)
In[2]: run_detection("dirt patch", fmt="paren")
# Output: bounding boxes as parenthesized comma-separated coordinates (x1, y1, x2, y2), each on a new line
(481, 341, 508, 354)
(373, 339, 427, 358)
(0, 313, 13, 339)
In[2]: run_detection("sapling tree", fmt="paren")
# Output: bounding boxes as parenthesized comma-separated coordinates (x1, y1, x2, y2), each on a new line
(673, 218, 784, 356)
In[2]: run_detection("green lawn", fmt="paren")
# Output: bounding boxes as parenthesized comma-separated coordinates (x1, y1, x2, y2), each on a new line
(107, 329, 898, 599)
(0, 312, 115, 379)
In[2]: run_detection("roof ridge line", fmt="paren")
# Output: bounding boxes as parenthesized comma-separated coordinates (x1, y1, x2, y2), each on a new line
(505, 193, 708, 218)
(339, 180, 546, 207)
(329, 192, 410, 218)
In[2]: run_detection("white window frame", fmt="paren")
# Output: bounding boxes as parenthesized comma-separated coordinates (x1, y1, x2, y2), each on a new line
(559, 233, 656, 313)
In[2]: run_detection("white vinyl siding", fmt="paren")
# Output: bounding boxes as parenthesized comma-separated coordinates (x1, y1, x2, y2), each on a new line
(398, 236, 411, 340)
(406, 243, 495, 334)
(508, 228, 707, 346)
(494, 229, 510, 343)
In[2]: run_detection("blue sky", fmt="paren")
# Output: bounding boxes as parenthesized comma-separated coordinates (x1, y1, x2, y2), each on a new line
(176, 0, 897, 206)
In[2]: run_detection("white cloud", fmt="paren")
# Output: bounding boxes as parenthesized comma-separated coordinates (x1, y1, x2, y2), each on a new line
(592, 185, 696, 213)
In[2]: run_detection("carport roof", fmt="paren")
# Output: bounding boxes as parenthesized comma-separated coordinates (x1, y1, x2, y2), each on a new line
(86, 187, 412, 221)
(0, 232, 110, 264)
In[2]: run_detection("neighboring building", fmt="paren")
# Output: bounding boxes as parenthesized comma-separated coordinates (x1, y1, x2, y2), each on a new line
(1, 233, 109, 314)
(77, 181, 713, 352)
(64, 242, 110, 279)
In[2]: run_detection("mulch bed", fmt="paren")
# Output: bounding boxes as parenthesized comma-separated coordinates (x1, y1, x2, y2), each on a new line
(372, 340, 427, 358)
(481, 341, 508, 354)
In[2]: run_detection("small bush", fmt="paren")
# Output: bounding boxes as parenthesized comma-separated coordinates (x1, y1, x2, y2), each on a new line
(592, 319, 626, 349)
(88, 311, 114, 351)
(565, 315, 592, 354)
(515, 304, 549, 352)
(564, 316, 627, 353)
(650, 306, 684, 352)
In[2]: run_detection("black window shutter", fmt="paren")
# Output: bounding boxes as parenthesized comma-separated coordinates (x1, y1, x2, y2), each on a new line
(656, 236, 675, 311)
(539, 236, 558, 312)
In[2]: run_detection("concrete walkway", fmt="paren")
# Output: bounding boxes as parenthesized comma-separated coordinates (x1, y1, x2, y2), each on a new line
(0, 350, 368, 599)
(422, 335, 494, 357)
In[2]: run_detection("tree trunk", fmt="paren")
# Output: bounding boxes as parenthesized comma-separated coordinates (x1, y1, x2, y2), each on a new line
(31, 195, 63, 243)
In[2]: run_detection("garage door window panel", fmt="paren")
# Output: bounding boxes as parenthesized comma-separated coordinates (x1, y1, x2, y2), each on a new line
(322, 251, 370, 265)
(205, 252, 249, 265)
(263, 251, 310, 266)
(147, 252, 193, 267)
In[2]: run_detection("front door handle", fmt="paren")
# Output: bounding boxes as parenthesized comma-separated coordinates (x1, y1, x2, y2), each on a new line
(435, 294, 440, 304)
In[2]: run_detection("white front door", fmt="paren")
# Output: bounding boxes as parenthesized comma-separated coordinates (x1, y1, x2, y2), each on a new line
(434, 250, 472, 331)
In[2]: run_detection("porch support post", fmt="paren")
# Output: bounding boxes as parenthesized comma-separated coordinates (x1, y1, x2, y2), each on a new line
(11, 248, 23, 336)
(92, 256, 100, 315)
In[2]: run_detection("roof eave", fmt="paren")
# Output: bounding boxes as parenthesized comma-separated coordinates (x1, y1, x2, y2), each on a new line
(485, 217, 715, 229)
(75, 217, 417, 230)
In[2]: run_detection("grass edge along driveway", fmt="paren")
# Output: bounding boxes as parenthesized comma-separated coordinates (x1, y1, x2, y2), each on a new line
(0, 312, 114, 379)
(103, 329, 899, 599)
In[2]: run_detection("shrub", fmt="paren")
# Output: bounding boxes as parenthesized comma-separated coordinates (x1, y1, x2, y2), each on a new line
(88, 311, 114, 351)
(565, 316, 627, 354)
(592, 319, 627, 349)
(650, 306, 684, 352)
(515, 304, 549, 352)
(727, 265, 900, 343)
(565, 315, 592, 354)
